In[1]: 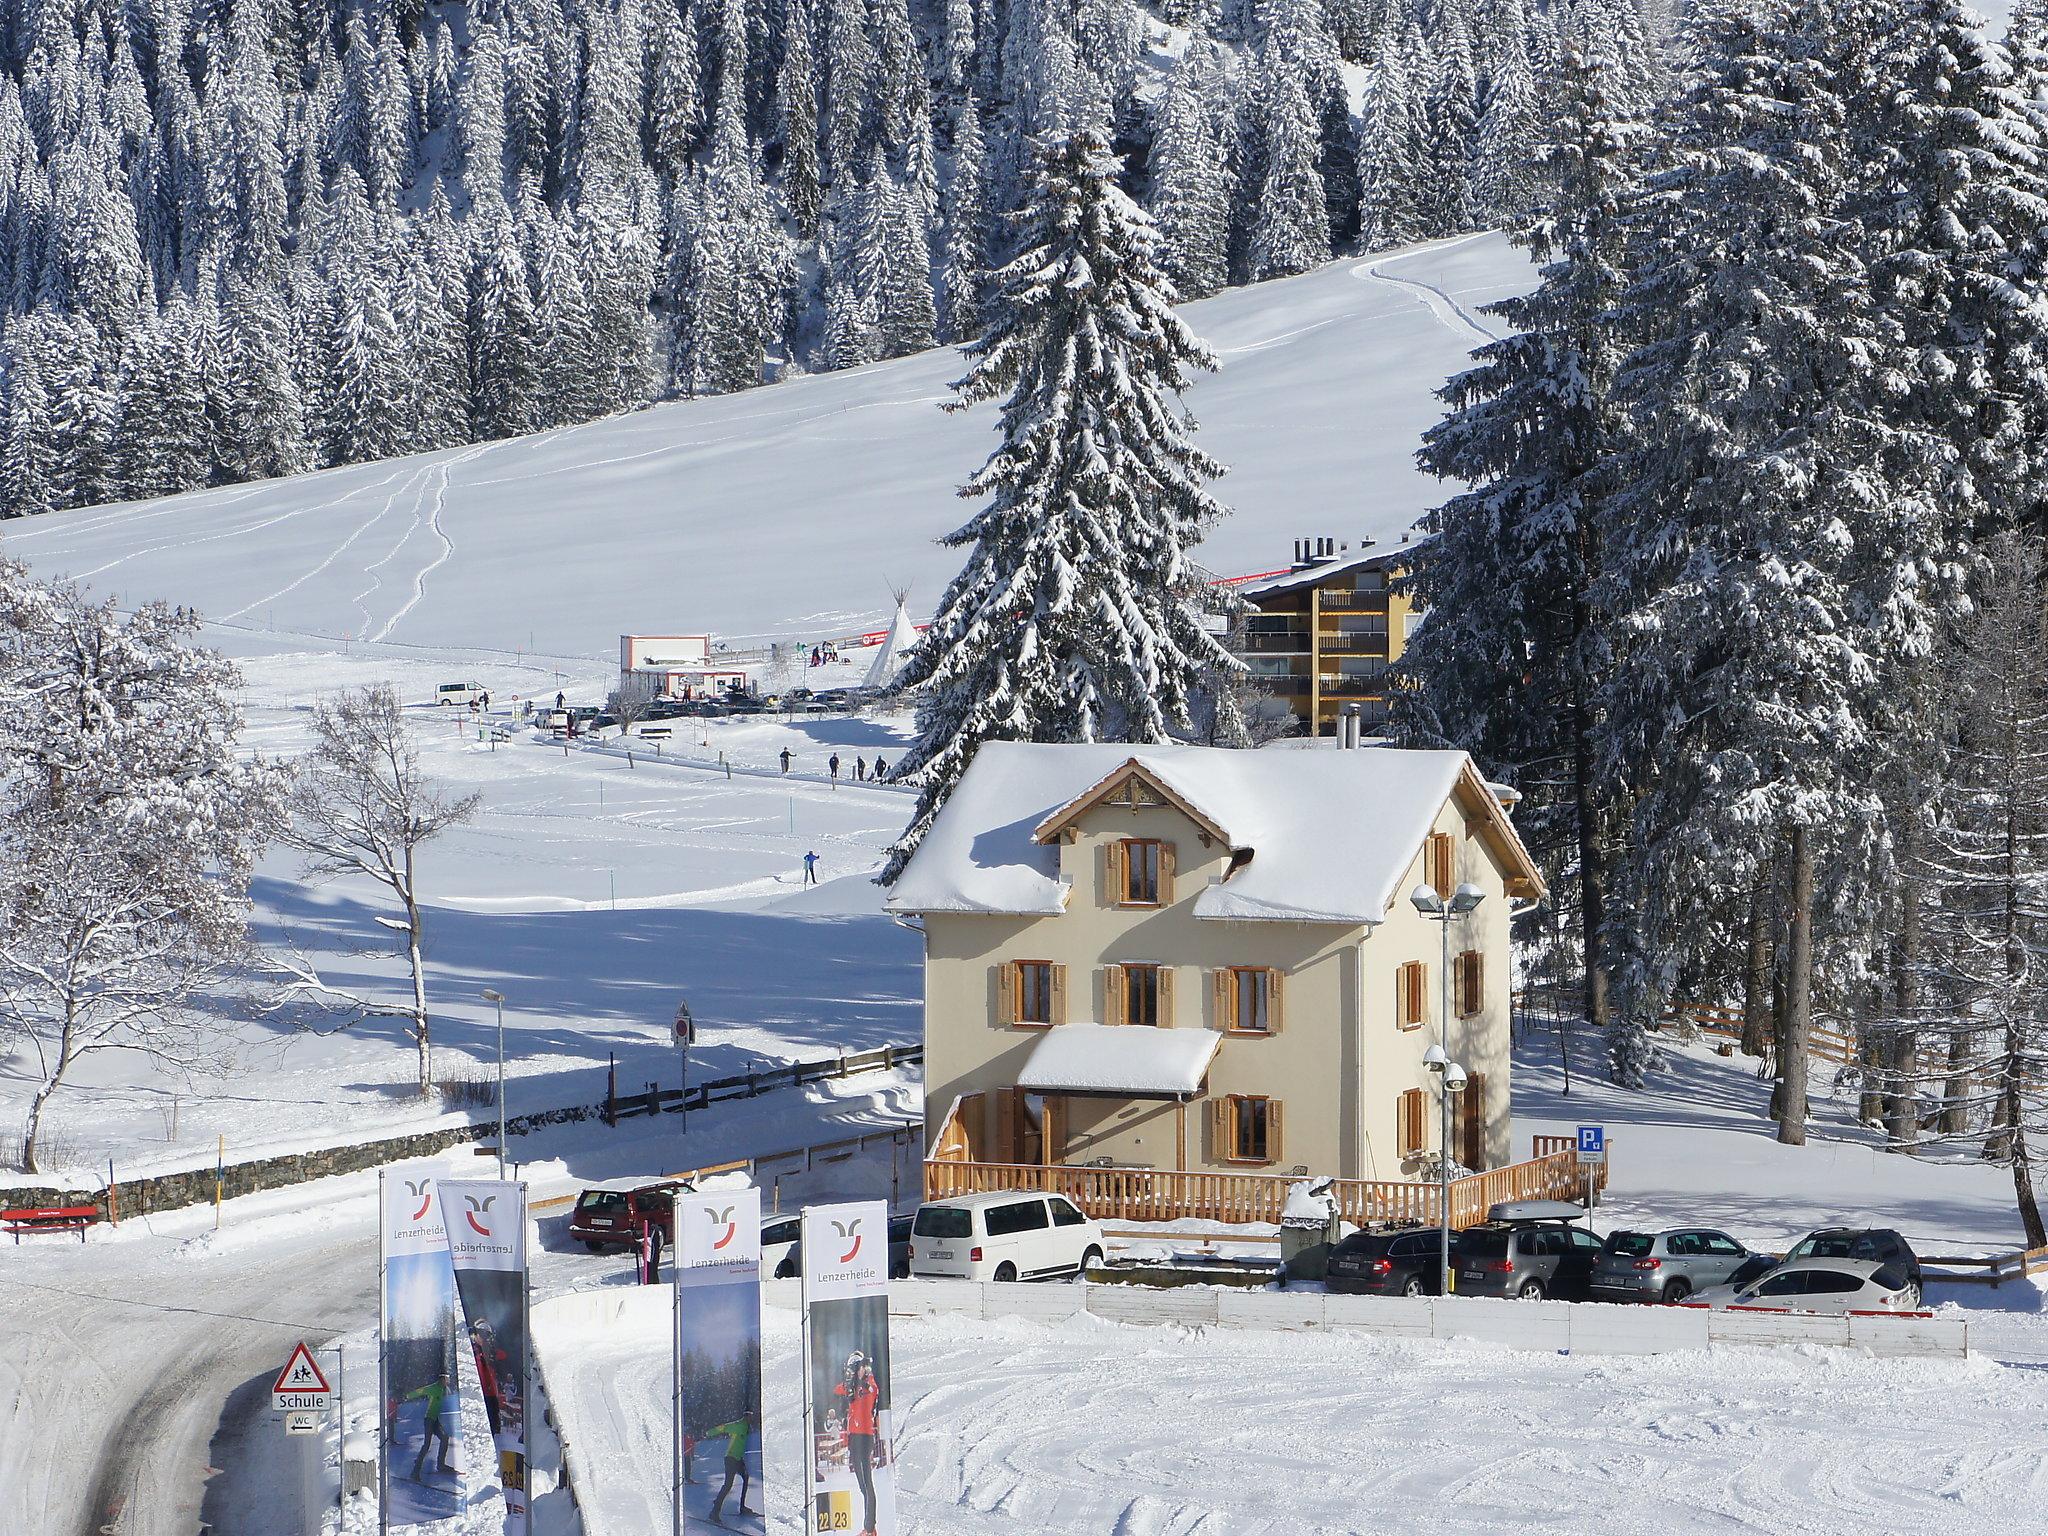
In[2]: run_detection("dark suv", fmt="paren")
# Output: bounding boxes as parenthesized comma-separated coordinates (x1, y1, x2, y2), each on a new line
(568, 1181, 687, 1251)
(1455, 1220, 1605, 1300)
(1777, 1227, 1923, 1305)
(1326, 1228, 1453, 1296)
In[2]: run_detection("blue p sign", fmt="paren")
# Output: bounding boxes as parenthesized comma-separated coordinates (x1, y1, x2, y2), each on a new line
(1576, 1125, 1605, 1156)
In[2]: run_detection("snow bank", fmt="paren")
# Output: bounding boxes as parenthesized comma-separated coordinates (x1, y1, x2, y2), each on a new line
(1013, 1022, 1221, 1097)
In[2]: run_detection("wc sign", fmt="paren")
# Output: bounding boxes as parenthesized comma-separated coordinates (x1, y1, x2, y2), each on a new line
(1575, 1125, 1606, 1167)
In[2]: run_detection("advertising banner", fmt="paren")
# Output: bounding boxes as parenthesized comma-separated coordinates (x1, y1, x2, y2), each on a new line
(437, 1178, 531, 1536)
(675, 1185, 766, 1534)
(380, 1166, 464, 1529)
(801, 1200, 897, 1536)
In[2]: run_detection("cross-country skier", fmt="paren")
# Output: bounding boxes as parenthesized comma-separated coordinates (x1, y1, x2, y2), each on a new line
(706, 1409, 760, 1523)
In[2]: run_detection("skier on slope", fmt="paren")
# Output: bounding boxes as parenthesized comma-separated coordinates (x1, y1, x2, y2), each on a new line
(835, 1352, 881, 1536)
(803, 850, 819, 886)
(706, 1409, 761, 1523)
(779, 748, 791, 774)
(401, 1373, 456, 1479)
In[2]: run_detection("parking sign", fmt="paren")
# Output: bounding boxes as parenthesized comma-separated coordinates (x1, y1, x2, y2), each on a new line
(1576, 1125, 1606, 1164)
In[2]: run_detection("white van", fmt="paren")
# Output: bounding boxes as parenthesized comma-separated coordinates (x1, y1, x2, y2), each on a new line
(910, 1192, 1104, 1282)
(435, 681, 486, 706)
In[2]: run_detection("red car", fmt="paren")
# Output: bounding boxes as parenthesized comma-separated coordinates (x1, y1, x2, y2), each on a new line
(568, 1181, 686, 1251)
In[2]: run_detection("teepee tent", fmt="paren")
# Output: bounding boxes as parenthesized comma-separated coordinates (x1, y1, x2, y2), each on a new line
(863, 589, 920, 691)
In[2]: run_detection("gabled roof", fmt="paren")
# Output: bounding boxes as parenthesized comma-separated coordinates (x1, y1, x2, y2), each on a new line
(884, 741, 1545, 925)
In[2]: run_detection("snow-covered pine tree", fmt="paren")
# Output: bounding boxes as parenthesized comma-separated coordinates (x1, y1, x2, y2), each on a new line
(882, 132, 1239, 880)
(1404, 47, 1642, 1038)
(0, 333, 56, 517)
(823, 0, 874, 183)
(777, 0, 823, 235)
(1472, 13, 1542, 226)
(1148, 33, 1234, 300)
(1357, 16, 1427, 250)
(938, 92, 989, 340)
(877, 174, 938, 356)
(321, 257, 415, 464)
(211, 273, 311, 483)
(1417, 2, 1479, 236)
(646, 0, 704, 179)
(467, 212, 542, 438)
(1242, 0, 1333, 280)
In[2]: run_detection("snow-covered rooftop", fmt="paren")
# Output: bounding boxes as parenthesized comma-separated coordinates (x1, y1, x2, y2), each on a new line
(886, 741, 1504, 925)
(1014, 1023, 1221, 1098)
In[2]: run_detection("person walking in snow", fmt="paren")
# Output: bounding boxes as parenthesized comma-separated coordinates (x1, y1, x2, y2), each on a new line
(403, 1373, 456, 1479)
(828, 754, 841, 783)
(873, 757, 887, 781)
(803, 850, 819, 885)
(855, 756, 867, 781)
(779, 747, 792, 774)
(706, 1409, 761, 1522)
(555, 690, 565, 712)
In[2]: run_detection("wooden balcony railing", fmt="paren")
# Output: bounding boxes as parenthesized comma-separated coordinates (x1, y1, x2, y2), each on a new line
(923, 1139, 1608, 1229)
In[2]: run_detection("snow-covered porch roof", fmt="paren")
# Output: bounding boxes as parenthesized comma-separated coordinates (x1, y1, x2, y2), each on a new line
(1014, 1023, 1221, 1099)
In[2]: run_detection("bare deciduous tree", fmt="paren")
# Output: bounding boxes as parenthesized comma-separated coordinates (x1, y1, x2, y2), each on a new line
(0, 563, 285, 1172)
(276, 684, 479, 1093)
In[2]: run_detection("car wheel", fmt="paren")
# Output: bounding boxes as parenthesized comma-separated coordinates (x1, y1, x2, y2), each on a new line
(1401, 1273, 1426, 1298)
(1079, 1246, 1103, 1276)
(1903, 1281, 1923, 1309)
(1516, 1278, 1545, 1301)
(1662, 1279, 1691, 1303)
(581, 1241, 603, 1253)
(993, 1261, 1018, 1283)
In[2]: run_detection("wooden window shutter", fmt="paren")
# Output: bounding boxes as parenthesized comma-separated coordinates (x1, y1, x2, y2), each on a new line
(1050, 963, 1068, 1025)
(1157, 965, 1175, 1026)
(1462, 1072, 1487, 1170)
(1157, 840, 1177, 902)
(1427, 832, 1455, 895)
(1213, 968, 1233, 1031)
(1266, 969, 1284, 1033)
(1043, 1096, 1066, 1164)
(994, 1087, 1018, 1164)
(995, 961, 1017, 1026)
(1399, 1088, 1425, 1156)
(1267, 1099, 1283, 1164)
(1210, 1096, 1233, 1160)
(1105, 839, 1126, 903)
(1103, 964, 1125, 1026)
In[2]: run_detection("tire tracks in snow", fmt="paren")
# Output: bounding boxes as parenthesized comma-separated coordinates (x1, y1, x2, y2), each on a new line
(368, 442, 495, 643)
(1353, 232, 1503, 348)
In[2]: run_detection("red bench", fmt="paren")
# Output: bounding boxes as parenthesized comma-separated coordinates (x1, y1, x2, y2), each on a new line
(2, 1204, 98, 1242)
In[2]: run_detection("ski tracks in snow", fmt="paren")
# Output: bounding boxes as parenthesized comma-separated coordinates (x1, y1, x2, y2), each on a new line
(1353, 232, 1502, 348)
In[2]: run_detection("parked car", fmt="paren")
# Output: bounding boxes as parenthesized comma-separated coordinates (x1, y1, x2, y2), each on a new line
(1691, 1257, 1920, 1314)
(568, 1180, 689, 1251)
(1589, 1228, 1753, 1303)
(763, 1211, 914, 1279)
(434, 680, 486, 707)
(1780, 1228, 1923, 1305)
(910, 1192, 1105, 1282)
(1325, 1226, 1452, 1297)
(1455, 1216, 1605, 1300)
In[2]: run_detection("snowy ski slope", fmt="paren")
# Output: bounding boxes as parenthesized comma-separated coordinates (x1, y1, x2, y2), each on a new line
(4, 235, 1525, 654)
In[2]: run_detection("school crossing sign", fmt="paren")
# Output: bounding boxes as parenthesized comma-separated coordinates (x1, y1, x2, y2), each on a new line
(272, 1341, 333, 1414)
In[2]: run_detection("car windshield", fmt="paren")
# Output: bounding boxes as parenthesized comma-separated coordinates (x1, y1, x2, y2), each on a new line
(1788, 1233, 1859, 1260)
(914, 1207, 972, 1240)
(1605, 1232, 1654, 1257)
(578, 1191, 628, 1214)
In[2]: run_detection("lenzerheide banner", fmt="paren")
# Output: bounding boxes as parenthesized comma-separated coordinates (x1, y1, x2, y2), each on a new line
(437, 1178, 531, 1536)
(380, 1165, 463, 1528)
(676, 1185, 766, 1534)
(801, 1200, 897, 1536)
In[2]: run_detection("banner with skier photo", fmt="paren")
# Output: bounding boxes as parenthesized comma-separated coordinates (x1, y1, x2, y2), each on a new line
(675, 1185, 765, 1533)
(801, 1200, 897, 1536)
(380, 1165, 464, 1528)
(438, 1178, 531, 1535)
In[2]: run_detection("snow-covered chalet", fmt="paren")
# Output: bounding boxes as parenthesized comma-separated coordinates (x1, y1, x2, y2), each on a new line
(886, 742, 1547, 1204)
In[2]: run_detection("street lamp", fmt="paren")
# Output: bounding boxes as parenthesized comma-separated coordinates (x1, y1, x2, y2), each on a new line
(1411, 879, 1486, 1295)
(481, 988, 507, 1179)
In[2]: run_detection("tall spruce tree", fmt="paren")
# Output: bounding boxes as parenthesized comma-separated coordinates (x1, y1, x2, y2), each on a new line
(882, 133, 1239, 880)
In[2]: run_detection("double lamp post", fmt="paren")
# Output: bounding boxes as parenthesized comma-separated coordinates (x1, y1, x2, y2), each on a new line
(1409, 878, 1485, 1297)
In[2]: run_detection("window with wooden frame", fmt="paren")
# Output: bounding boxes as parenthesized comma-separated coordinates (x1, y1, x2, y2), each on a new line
(1455, 950, 1484, 1018)
(1213, 967, 1283, 1034)
(1396, 960, 1428, 1030)
(1423, 831, 1456, 898)
(1109, 838, 1175, 906)
(995, 960, 1064, 1028)
(1104, 962, 1171, 1026)
(1214, 1094, 1282, 1164)
(1397, 1086, 1429, 1158)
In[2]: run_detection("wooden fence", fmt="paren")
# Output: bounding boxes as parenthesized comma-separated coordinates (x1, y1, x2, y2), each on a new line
(924, 1137, 1609, 1229)
(602, 1042, 921, 1124)
(1917, 1244, 2048, 1287)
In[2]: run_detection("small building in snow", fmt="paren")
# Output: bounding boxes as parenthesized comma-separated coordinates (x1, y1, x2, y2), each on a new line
(887, 741, 1544, 1193)
(617, 634, 750, 700)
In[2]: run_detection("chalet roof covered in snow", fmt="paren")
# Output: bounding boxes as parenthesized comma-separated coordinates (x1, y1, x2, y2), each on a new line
(1233, 539, 1429, 601)
(885, 741, 1543, 924)
(1014, 1023, 1221, 1098)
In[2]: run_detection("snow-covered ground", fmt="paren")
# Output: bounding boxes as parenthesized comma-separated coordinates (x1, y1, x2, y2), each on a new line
(542, 1284, 2048, 1536)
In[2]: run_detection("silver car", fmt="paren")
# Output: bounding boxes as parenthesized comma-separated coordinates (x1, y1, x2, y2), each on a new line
(1590, 1228, 1752, 1303)
(1691, 1257, 1919, 1314)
